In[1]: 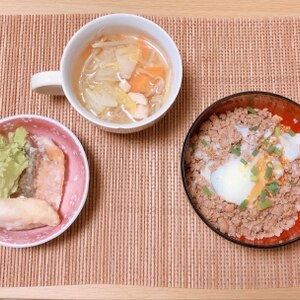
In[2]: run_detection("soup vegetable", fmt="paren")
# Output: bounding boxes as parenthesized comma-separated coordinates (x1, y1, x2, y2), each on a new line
(76, 34, 170, 124)
(185, 107, 300, 241)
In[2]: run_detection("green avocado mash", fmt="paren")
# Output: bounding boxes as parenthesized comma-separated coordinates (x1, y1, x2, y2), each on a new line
(0, 127, 29, 198)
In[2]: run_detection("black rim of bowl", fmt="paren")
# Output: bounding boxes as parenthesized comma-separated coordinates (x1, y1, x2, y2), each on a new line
(181, 91, 300, 249)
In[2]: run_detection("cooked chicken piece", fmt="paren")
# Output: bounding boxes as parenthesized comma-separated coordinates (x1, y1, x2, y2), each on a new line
(0, 197, 60, 230)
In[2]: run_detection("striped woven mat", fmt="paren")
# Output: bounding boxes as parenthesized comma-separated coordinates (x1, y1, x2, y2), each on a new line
(0, 14, 300, 288)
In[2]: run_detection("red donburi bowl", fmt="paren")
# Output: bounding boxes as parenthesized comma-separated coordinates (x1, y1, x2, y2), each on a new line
(181, 91, 300, 248)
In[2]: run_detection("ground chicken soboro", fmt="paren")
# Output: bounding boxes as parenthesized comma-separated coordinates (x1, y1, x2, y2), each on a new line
(185, 107, 300, 240)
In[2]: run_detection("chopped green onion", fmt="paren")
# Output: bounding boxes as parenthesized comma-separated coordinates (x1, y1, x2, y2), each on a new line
(267, 145, 282, 156)
(201, 139, 208, 147)
(239, 199, 249, 211)
(287, 129, 296, 137)
(261, 138, 269, 146)
(250, 175, 258, 182)
(267, 145, 276, 153)
(230, 143, 241, 156)
(274, 148, 282, 156)
(252, 148, 259, 157)
(202, 186, 212, 197)
(247, 106, 257, 114)
(249, 126, 259, 131)
(264, 166, 273, 179)
(240, 158, 248, 165)
(260, 189, 267, 202)
(257, 199, 273, 211)
(266, 181, 279, 195)
(191, 142, 195, 151)
(275, 126, 281, 137)
(251, 166, 259, 176)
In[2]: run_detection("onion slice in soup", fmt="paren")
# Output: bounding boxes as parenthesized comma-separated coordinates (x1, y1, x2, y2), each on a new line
(116, 45, 140, 79)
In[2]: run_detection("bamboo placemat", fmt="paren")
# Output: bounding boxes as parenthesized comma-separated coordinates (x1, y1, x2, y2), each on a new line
(1, 14, 300, 289)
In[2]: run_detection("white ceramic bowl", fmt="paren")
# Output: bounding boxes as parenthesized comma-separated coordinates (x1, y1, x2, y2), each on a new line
(0, 115, 90, 248)
(32, 14, 183, 133)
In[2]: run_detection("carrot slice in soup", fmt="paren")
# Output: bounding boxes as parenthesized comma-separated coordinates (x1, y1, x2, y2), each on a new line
(129, 73, 152, 94)
(145, 66, 165, 78)
(129, 67, 165, 94)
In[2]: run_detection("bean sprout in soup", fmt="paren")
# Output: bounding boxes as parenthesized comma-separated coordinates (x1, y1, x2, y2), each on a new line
(75, 34, 171, 124)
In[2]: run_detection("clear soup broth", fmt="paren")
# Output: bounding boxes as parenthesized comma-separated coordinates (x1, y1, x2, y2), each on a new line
(74, 34, 171, 124)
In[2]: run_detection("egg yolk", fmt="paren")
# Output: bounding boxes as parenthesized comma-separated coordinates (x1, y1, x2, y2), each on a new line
(247, 157, 267, 204)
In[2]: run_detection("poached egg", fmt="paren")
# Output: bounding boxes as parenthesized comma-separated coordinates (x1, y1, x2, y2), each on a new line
(279, 133, 300, 162)
(210, 157, 255, 205)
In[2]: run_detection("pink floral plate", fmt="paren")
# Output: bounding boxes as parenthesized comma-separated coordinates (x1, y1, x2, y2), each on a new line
(0, 115, 90, 248)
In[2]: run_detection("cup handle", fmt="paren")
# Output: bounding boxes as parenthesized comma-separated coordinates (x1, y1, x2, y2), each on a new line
(31, 71, 64, 96)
